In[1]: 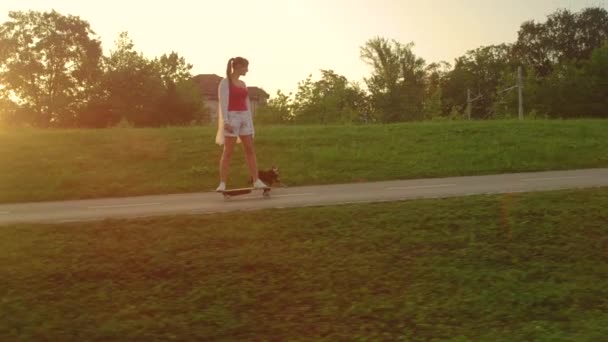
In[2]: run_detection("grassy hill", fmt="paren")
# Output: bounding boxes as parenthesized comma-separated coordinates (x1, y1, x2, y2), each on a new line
(1, 119, 607, 203)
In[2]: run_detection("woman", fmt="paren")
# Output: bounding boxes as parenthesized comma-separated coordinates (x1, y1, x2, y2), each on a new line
(215, 57, 267, 192)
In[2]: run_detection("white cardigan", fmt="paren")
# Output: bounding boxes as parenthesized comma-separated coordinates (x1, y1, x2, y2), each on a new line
(215, 78, 253, 145)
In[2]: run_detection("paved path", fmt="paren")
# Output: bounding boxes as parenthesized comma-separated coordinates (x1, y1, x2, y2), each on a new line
(1, 168, 607, 225)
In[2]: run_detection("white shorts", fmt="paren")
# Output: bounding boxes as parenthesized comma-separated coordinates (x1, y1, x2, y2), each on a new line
(224, 110, 254, 137)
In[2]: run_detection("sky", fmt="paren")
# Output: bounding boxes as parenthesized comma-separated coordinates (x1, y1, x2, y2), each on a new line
(1, 0, 606, 96)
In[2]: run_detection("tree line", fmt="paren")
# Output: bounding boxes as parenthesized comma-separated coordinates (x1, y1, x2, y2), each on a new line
(0, 11, 207, 128)
(258, 7, 608, 123)
(1, 7, 607, 128)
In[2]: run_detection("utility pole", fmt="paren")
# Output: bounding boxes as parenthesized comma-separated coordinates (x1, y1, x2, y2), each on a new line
(518, 66, 524, 120)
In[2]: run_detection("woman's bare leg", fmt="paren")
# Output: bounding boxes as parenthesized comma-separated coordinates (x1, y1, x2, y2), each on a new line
(220, 136, 237, 183)
(239, 135, 259, 182)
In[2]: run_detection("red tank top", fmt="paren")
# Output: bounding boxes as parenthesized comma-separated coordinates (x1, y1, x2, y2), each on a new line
(228, 82, 248, 111)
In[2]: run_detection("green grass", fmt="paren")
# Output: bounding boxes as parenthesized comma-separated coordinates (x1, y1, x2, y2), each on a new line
(1, 119, 608, 203)
(2, 188, 608, 340)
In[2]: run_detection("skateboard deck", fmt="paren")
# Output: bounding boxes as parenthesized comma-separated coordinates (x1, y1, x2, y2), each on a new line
(219, 187, 271, 199)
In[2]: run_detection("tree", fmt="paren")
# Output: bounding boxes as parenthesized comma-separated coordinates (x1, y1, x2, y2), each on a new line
(155, 52, 205, 125)
(530, 43, 607, 118)
(156, 52, 192, 88)
(442, 44, 514, 119)
(0, 98, 18, 125)
(491, 42, 608, 119)
(513, 7, 608, 76)
(423, 61, 451, 119)
(360, 37, 426, 122)
(102, 32, 165, 126)
(292, 70, 368, 124)
(423, 86, 443, 120)
(582, 42, 608, 117)
(0, 10, 103, 127)
(256, 90, 294, 124)
(78, 33, 202, 128)
(163, 78, 206, 125)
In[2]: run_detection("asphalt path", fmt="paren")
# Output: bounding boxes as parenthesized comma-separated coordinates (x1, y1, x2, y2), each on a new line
(1, 168, 607, 225)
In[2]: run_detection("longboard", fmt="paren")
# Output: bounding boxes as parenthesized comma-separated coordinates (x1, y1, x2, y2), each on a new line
(218, 187, 271, 199)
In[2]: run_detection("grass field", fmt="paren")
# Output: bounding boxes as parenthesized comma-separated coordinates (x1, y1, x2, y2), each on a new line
(1, 119, 607, 204)
(2, 187, 608, 340)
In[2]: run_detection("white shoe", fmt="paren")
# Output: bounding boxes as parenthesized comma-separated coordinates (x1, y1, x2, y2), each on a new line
(253, 179, 268, 189)
(216, 182, 226, 192)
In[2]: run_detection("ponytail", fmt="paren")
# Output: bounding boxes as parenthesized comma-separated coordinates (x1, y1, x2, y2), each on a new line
(226, 58, 234, 83)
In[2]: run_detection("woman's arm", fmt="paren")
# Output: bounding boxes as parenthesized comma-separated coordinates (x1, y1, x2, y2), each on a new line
(218, 79, 229, 122)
